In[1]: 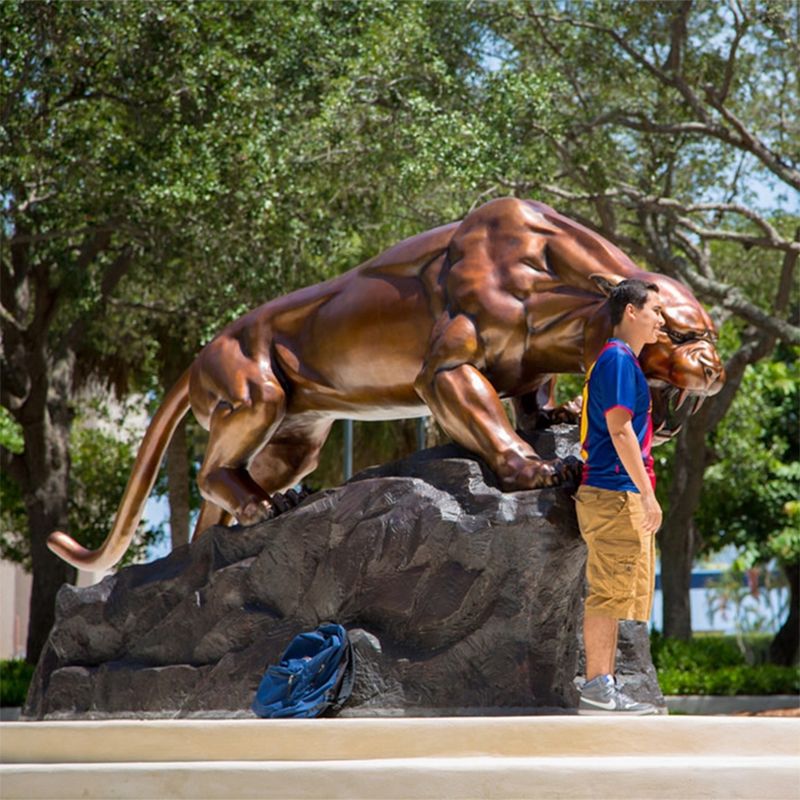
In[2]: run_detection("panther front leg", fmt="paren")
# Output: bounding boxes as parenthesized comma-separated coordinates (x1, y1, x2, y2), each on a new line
(414, 315, 573, 490)
(513, 379, 583, 435)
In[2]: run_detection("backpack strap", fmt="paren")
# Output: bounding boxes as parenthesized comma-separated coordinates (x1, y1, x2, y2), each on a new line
(324, 634, 356, 716)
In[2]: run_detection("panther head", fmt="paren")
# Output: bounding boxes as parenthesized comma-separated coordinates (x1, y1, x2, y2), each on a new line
(594, 273, 725, 442)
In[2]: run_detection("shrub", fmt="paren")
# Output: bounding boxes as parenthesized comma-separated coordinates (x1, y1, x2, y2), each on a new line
(657, 664, 799, 695)
(0, 660, 34, 707)
(651, 633, 800, 695)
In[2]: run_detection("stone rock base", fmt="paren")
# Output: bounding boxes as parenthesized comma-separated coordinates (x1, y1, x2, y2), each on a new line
(26, 427, 663, 718)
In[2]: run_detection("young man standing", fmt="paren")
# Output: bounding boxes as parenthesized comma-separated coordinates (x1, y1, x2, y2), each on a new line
(576, 279, 665, 715)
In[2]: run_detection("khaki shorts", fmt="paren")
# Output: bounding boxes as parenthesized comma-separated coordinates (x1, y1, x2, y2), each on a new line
(575, 485, 655, 623)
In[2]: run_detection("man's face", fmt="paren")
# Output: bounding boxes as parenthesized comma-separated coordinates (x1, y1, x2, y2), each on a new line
(630, 293, 664, 344)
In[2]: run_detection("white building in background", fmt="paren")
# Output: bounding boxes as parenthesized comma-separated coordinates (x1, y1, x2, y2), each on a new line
(0, 561, 30, 660)
(0, 561, 109, 660)
(0, 388, 150, 661)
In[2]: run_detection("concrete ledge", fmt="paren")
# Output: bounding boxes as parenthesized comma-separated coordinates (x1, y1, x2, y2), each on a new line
(3, 716, 799, 763)
(2, 716, 798, 800)
(3, 756, 799, 799)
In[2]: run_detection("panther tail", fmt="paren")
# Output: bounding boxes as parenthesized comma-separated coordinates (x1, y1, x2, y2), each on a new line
(47, 369, 192, 572)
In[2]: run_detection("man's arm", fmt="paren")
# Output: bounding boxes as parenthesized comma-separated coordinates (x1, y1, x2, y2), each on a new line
(605, 407, 662, 534)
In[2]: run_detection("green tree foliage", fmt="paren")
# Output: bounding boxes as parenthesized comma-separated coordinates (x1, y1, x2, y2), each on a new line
(697, 347, 799, 566)
(694, 343, 799, 664)
(0, 660, 35, 707)
(478, 0, 799, 642)
(2, 0, 564, 661)
(0, 406, 162, 570)
(4, 0, 796, 664)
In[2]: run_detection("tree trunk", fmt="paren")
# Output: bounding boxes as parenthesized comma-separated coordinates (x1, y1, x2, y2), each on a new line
(659, 410, 710, 640)
(166, 417, 190, 549)
(769, 561, 799, 666)
(23, 356, 77, 663)
(160, 344, 191, 549)
(659, 330, 777, 641)
(27, 504, 76, 664)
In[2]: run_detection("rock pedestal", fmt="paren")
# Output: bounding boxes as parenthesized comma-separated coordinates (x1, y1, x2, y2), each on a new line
(25, 426, 663, 718)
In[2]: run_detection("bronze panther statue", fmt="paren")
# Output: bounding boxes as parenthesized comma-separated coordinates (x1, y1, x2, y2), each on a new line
(49, 198, 725, 571)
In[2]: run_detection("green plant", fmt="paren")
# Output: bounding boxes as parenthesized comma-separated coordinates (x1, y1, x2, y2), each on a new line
(0, 660, 34, 707)
(657, 664, 799, 696)
(651, 633, 800, 695)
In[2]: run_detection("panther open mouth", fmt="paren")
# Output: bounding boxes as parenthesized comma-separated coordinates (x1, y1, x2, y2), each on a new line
(650, 383, 708, 443)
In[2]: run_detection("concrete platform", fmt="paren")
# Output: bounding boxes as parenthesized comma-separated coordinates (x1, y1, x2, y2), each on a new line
(2, 716, 799, 799)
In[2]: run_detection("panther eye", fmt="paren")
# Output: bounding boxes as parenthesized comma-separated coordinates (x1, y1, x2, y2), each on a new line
(664, 329, 693, 344)
(664, 329, 718, 345)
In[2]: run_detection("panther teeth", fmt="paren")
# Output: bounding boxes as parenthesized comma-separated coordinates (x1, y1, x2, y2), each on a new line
(692, 395, 705, 414)
(674, 388, 689, 411)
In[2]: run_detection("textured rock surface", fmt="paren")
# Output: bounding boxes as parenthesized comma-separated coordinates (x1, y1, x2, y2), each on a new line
(25, 426, 664, 718)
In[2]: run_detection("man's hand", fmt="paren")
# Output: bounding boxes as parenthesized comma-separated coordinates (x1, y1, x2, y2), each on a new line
(641, 492, 663, 535)
(605, 407, 661, 531)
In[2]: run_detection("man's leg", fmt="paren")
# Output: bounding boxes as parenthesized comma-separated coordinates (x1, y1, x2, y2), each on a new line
(584, 614, 618, 681)
(576, 488, 658, 715)
(581, 610, 656, 714)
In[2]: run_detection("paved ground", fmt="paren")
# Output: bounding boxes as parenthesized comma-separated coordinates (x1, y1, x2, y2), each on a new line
(2, 715, 798, 799)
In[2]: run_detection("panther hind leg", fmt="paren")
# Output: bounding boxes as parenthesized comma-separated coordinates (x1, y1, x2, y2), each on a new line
(248, 416, 334, 497)
(197, 375, 287, 525)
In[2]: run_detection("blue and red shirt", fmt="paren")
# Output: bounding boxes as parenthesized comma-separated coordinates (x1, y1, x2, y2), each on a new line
(579, 338, 655, 492)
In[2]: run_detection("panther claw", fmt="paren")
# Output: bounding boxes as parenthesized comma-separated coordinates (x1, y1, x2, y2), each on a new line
(559, 455, 583, 489)
(271, 492, 291, 514)
(268, 485, 315, 519)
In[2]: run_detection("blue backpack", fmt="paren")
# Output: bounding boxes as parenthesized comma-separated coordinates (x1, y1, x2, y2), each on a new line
(251, 623, 355, 718)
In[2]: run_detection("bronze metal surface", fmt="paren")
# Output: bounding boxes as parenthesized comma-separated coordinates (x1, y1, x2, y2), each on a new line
(48, 198, 724, 570)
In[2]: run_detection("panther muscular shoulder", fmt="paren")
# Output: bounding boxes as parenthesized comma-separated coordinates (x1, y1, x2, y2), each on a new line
(49, 198, 725, 570)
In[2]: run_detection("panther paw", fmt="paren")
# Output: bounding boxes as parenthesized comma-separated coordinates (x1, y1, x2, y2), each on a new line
(237, 498, 272, 525)
(501, 455, 583, 490)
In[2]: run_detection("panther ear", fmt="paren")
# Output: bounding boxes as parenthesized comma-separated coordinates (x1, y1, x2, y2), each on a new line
(589, 274, 624, 297)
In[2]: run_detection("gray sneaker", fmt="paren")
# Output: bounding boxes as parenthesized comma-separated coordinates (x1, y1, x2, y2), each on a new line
(578, 674, 658, 715)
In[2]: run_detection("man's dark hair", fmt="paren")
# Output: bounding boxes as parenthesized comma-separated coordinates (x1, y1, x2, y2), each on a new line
(609, 279, 659, 326)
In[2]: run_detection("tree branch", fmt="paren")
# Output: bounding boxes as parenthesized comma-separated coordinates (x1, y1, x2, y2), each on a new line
(541, 184, 620, 203)
(774, 227, 799, 315)
(672, 258, 800, 344)
(603, 186, 796, 252)
(0, 303, 24, 332)
(107, 298, 176, 316)
(702, 86, 800, 191)
(9, 223, 115, 246)
(672, 229, 714, 280)
(717, 1, 748, 104)
(530, 10, 800, 190)
(584, 111, 725, 139)
(62, 244, 134, 353)
(664, 1, 691, 74)
(13, 186, 58, 215)
(674, 218, 797, 253)
(0, 443, 28, 487)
